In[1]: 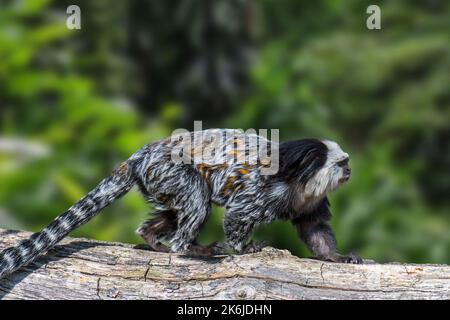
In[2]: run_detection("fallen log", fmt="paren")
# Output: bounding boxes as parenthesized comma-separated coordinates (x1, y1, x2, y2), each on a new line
(0, 229, 449, 300)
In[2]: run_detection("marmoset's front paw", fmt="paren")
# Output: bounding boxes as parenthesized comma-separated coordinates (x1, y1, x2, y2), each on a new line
(321, 252, 363, 264)
(341, 252, 363, 264)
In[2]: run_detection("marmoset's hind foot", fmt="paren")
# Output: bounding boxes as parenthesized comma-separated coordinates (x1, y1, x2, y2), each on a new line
(138, 230, 171, 252)
(186, 242, 226, 257)
(188, 241, 233, 256)
(148, 240, 171, 253)
(136, 210, 177, 253)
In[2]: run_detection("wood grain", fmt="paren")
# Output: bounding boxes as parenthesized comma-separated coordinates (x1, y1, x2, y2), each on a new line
(1, 229, 449, 300)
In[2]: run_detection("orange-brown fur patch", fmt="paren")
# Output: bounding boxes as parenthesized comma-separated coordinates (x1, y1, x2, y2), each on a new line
(114, 162, 129, 176)
(237, 168, 250, 175)
(196, 164, 211, 180)
(222, 176, 238, 196)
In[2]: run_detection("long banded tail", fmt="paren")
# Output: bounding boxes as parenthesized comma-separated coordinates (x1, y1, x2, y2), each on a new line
(0, 161, 137, 278)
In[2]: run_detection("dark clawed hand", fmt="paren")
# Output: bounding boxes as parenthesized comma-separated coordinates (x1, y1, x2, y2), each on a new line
(322, 252, 363, 264)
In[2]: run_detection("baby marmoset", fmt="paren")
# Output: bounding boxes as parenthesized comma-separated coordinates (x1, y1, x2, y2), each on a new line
(0, 129, 361, 279)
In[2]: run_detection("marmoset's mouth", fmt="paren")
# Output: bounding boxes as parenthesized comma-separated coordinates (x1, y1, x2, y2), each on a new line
(339, 174, 351, 183)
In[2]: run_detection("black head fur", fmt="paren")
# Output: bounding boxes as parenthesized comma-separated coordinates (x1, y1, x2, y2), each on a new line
(275, 139, 328, 185)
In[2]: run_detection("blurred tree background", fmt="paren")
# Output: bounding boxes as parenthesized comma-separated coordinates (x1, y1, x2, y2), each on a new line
(0, 0, 449, 264)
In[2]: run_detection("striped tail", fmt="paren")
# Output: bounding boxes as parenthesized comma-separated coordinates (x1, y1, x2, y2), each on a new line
(0, 161, 137, 279)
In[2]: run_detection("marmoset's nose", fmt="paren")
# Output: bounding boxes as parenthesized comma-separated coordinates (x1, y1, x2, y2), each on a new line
(344, 167, 351, 176)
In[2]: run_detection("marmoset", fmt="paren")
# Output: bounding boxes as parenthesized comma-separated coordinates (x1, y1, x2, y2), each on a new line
(0, 129, 361, 279)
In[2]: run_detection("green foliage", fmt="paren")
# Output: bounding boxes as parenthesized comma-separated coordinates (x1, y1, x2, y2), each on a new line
(0, 0, 449, 264)
(0, 0, 171, 243)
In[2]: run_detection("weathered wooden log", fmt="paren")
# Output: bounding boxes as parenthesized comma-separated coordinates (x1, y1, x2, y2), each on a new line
(0, 228, 449, 300)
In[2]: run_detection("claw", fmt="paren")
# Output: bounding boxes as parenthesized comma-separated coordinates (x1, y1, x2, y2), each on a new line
(348, 252, 363, 264)
(321, 252, 363, 264)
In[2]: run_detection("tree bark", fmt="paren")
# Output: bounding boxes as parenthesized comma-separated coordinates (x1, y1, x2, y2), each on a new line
(0, 229, 449, 300)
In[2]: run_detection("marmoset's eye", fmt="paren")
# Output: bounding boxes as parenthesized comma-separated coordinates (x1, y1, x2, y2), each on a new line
(336, 158, 349, 167)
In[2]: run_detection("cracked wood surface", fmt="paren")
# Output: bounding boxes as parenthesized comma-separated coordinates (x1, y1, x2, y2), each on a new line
(1, 229, 449, 300)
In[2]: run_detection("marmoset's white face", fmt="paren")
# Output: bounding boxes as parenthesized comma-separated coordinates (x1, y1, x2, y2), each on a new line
(304, 140, 351, 197)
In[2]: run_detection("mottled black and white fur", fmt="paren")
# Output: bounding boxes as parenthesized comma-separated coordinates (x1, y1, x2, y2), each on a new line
(0, 129, 361, 279)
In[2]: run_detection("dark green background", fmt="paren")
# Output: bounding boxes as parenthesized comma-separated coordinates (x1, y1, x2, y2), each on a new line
(0, 0, 449, 264)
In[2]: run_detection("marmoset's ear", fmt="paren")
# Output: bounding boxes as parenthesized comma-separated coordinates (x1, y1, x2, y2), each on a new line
(276, 139, 328, 185)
